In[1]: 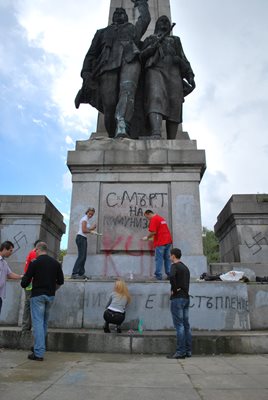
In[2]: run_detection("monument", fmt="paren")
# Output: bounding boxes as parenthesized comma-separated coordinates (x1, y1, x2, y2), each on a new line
(63, 0, 207, 279)
(0, 195, 66, 274)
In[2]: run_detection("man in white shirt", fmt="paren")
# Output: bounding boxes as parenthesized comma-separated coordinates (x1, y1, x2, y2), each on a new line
(0, 241, 23, 315)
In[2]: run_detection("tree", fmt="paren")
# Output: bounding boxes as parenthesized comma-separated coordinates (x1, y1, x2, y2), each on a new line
(202, 227, 220, 263)
(59, 249, 67, 263)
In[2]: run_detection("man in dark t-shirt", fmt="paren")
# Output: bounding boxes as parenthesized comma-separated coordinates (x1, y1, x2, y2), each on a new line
(167, 247, 192, 359)
(21, 242, 64, 361)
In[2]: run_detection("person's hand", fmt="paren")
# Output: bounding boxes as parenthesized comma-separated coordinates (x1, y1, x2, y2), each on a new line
(142, 236, 148, 241)
(91, 223, 97, 231)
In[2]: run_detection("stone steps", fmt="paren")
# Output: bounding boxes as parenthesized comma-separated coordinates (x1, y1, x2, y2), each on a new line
(1, 327, 268, 355)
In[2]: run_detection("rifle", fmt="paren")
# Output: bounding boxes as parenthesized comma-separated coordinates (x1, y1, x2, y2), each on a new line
(155, 22, 176, 45)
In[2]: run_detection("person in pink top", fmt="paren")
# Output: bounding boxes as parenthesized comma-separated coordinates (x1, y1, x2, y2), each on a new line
(143, 209, 172, 280)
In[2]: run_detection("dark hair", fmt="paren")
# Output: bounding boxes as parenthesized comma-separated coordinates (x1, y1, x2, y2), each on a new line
(144, 209, 154, 215)
(34, 239, 42, 247)
(0, 241, 14, 251)
(36, 242, 48, 252)
(170, 248, 182, 259)
(85, 207, 95, 214)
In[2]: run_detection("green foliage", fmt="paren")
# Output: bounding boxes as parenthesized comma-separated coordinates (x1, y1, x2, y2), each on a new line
(59, 249, 67, 263)
(202, 227, 220, 264)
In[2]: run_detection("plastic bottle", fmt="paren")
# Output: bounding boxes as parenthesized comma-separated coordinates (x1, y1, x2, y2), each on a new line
(138, 319, 144, 334)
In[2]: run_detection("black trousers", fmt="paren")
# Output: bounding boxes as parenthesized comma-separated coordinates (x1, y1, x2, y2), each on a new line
(103, 309, 125, 326)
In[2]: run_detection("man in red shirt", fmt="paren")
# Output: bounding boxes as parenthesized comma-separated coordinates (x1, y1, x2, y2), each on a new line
(143, 210, 172, 280)
(21, 239, 41, 332)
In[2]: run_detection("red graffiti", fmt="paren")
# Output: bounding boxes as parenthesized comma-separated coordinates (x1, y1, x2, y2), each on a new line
(101, 234, 154, 277)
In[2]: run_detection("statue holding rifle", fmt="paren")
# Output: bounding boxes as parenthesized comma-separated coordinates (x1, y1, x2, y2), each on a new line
(75, 0, 150, 139)
(141, 15, 196, 139)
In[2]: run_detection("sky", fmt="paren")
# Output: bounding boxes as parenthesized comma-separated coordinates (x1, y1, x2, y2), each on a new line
(1, 0, 268, 249)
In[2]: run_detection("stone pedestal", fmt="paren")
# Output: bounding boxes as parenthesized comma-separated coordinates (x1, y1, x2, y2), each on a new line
(63, 137, 206, 277)
(214, 194, 268, 263)
(0, 195, 66, 273)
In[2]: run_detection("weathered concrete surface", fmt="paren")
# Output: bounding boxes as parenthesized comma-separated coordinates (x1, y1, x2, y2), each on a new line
(248, 285, 268, 329)
(0, 195, 66, 273)
(214, 194, 268, 263)
(1, 350, 268, 400)
(64, 138, 206, 278)
(0, 280, 255, 331)
(1, 329, 268, 355)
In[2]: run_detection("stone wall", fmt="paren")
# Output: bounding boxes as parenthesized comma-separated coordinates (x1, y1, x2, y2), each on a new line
(214, 194, 268, 263)
(0, 195, 66, 273)
(2, 280, 267, 331)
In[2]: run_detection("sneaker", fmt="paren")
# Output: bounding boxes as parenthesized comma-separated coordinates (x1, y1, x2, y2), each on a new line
(28, 352, 43, 361)
(71, 274, 80, 279)
(185, 353, 192, 358)
(80, 275, 90, 280)
(166, 353, 185, 359)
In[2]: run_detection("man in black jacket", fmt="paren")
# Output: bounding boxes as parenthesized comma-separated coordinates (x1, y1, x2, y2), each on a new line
(21, 242, 64, 361)
(167, 248, 192, 359)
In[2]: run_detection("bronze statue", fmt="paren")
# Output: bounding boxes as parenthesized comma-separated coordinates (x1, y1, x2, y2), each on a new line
(141, 15, 195, 139)
(75, 0, 150, 139)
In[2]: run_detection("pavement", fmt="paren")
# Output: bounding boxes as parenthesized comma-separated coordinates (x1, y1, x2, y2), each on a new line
(1, 349, 268, 400)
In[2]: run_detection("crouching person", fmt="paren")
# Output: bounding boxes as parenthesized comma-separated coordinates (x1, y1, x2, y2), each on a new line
(103, 279, 131, 333)
(21, 242, 64, 361)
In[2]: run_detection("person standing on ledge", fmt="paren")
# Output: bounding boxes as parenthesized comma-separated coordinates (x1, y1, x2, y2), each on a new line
(71, 207, 96, 280)
(21, 241, 64, 361)
(167, 248, 192, 359)
(143, 210, 172, 280)
(75, 0, 151, 139)
(0, 241, 23, 316)
(21, 239, 42, 333)
(141, 15, 195, 139)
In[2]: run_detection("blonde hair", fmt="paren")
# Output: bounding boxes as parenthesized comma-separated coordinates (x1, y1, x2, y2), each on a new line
(114, 279, 131, 304)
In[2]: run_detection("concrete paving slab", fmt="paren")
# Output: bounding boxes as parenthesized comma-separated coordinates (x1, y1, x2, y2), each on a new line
(37, 386, 201, 400)
(189, 373, 262, 389)
(1, 350, 268, 400)
(57, 362, 190, 388)
(199, 389, 268, 400)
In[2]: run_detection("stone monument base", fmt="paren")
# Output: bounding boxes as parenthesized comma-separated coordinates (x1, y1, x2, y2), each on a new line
(63, 136, 206, 278)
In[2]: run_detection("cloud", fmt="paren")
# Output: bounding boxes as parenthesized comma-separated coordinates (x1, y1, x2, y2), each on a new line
(65, 135, 74, 145)
(200, 170, 229, 229)
(11, 0, 109, 139)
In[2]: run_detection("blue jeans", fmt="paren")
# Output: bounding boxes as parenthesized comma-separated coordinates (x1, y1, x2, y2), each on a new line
(170, 297, 192, 356)
(31, 295, 54, 358)
(155, 244, 172, 279)
(72, 234, 87, 276)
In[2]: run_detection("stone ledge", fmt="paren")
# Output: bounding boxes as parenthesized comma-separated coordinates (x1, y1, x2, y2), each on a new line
(1, 327, 268, 355)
